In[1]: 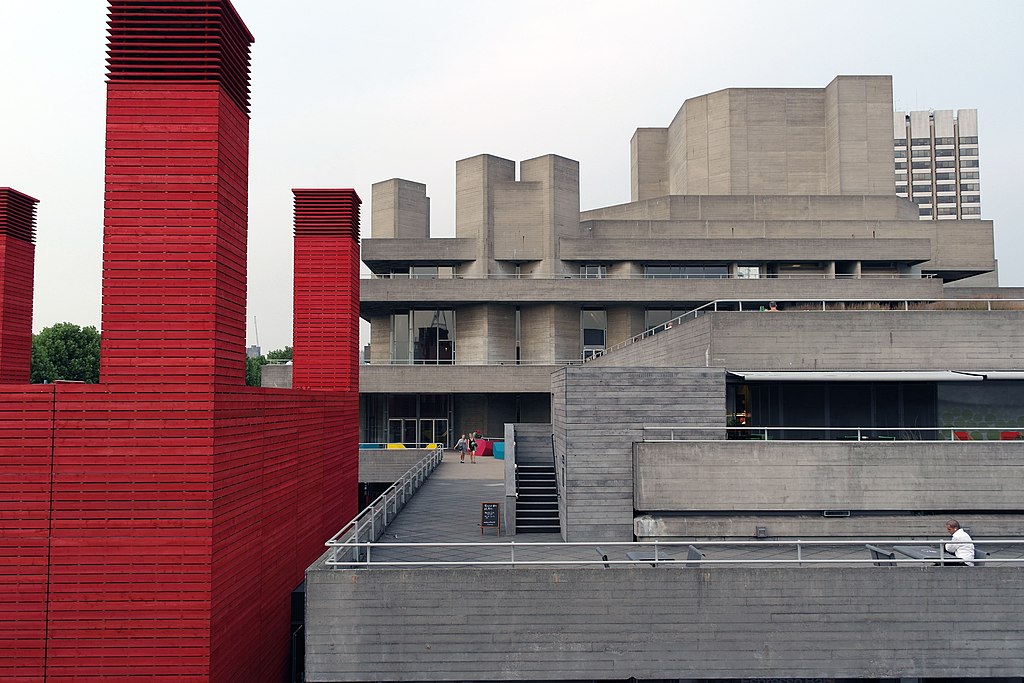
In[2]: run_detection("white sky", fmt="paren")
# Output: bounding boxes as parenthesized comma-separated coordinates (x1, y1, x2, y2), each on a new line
(2, 1, 1022, 353)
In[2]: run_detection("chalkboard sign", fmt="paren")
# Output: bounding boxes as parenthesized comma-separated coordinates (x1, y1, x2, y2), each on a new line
(480, 502, 501, 535)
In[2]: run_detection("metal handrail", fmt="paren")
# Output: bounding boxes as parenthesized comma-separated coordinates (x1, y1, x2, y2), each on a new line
(589, 297, 1024, 361)
(364, 358, 585, 366)
(643, 425, 1024, 442)
(322, 538, 1024, 568)
(324, 447, 444, 562)
(363, 273, 943, 281)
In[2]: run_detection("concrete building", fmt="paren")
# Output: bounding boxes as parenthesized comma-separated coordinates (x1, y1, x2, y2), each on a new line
(894, 109, 981, 220)
(351, 75, 1002, 446)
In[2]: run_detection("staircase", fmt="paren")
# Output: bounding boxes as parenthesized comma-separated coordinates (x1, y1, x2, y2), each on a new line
(511, 426, 560, 534)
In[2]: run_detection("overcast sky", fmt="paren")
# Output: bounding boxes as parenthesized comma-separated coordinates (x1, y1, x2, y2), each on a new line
(2, 1, 1022, 353)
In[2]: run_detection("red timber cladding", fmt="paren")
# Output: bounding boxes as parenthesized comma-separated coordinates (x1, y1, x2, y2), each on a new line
(291, 189, 361, 392)
(0, 386, 55, 681)
(101, 0, 253, 388)
(209, 388, 357, 681)
(0, 188, 38, 383)
(100, 83, 249, 387)
(45, 383, 215, 681)
(0, 1, 359, 680)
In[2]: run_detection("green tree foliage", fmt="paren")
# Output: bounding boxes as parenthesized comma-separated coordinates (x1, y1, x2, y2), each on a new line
(267, 346, 292, 361)
(245, 346, 293, 387)
(31, 322, 101, 384)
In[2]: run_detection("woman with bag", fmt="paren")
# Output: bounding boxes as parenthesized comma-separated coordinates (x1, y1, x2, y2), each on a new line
(455, 434, 467, 463)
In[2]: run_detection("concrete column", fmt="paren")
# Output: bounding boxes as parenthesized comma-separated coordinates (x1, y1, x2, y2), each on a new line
(455, 154, 515, 277)
(371, 179, 429, 239)
(631, 128, 669, 201)
(520, 155, 580, 276)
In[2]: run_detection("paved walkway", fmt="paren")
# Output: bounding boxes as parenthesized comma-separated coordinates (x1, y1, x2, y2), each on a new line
(356, 452, 1024, 569)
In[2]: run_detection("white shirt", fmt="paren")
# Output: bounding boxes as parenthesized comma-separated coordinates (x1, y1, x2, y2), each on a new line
(945, 528, 975, 566)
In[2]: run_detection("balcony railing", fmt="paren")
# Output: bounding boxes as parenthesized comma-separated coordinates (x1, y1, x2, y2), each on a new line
(589, 297, 1024, 361)
(364, 272, 939, 281)
(643, 425, 1024, 442)
(323, 537, 1024, 568)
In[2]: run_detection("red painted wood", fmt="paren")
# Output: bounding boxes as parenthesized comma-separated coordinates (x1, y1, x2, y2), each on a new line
(0, 188, 38, 383)
(0, 3, 359, 681)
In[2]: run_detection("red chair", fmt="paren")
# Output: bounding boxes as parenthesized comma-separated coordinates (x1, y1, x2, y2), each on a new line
(953, 431, 972, 441)
(1000, 431, 1022, 441)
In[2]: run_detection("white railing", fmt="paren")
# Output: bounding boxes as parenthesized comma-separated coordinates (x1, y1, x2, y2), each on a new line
(364, 358, 585, 366)
(324, 446, 443, 560)
(589, 297, 1024, 361)
(322, 538, 1024, 568)
(363, 273, 940, 281)
(643, 425, 1024, 442)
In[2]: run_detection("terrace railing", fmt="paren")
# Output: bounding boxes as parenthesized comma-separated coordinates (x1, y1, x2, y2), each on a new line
(324, 446, 443, 563)
(642, 425, 1024, 442)
(322, 538, 1024, 568)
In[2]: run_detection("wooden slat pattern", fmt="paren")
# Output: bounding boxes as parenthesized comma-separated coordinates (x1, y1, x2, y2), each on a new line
(0, 188, 38, 383)
(292, 189, 361, 392)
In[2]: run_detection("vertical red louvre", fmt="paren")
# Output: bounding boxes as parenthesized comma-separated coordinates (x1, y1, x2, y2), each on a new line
(292, 189, 361, 391)
(100, 0, 253, 387)
(0, 2, 360, 681)
(0, 188, 38, 384)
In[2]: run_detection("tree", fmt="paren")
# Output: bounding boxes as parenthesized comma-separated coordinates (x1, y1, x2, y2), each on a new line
(267, 346, 292, 361)
(245, 346, 292, 387)
(31, 322, 101, 384)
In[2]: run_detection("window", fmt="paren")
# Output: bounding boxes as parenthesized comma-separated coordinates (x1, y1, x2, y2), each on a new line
(962, 206, 981, 215)
(959, 146, 978, 156)
(961, 159, 980, 168)
(736, 265, 761, 279)
(579, 264, 606, 278)
(935, 149, 954, 159)
(935, 160, 956, 169)
(934, 136, 955, 145)
(913, 197, 932, 205)
(937, 207, 957, 216)
(391, 309, 455, 364)
(894, 150, 907, 158)
(919, 208, 933, 217)
(911, 149, 931, 158)
(960, 171, 980, 180)
(912, 172, 931, 181)
(911, 161, 931, 169)
(961, 194, 980, 204)
(935, 172, 954, 181)
(581, 309, 606, 359)
(936, 183, 955, 193)
(960, 183, 980, 192)
(895, 184, 907, 194)
(894, 138, 907, 146)
(959, 136, 978, 144)
(645, 309, 688, 330)
(895, 161, 907, 170)
(911, 137, 930, 146)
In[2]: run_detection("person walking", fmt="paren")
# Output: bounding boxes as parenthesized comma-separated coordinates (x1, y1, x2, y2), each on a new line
(455, 434, 467, 463)
(468, 433, 478, 464)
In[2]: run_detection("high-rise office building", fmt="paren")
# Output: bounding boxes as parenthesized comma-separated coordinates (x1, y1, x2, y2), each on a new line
(894, 109, 981, 220)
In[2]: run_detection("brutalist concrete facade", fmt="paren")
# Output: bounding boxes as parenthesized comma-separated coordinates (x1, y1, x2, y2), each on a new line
(355, 75, 1003, 444)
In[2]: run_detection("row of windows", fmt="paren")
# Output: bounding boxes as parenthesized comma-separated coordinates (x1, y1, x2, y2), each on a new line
(963, 206, 981, 215)
(898, 135, 978, 146)
(962, 171, 980, 180)
(962, 194, 981, 203)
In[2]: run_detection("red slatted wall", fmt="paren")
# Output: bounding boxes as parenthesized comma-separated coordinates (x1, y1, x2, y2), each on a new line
(0, 2, 360, 681)
(0, 188, 38, 383)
